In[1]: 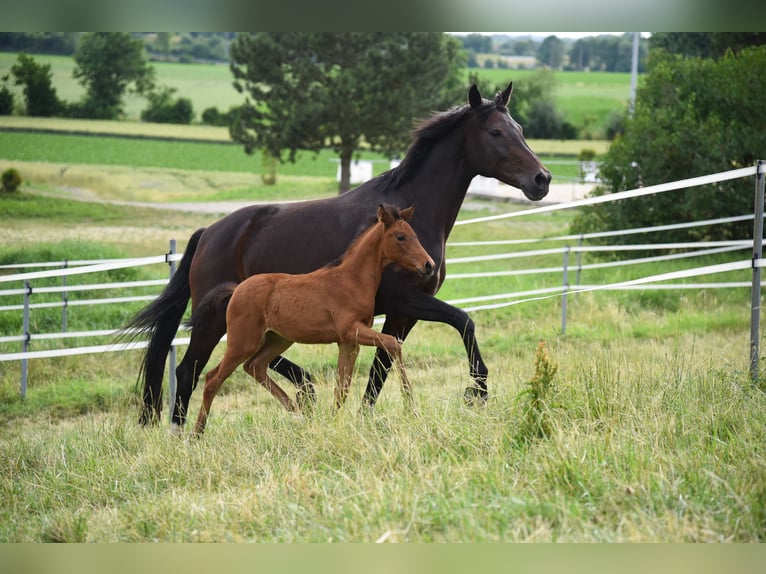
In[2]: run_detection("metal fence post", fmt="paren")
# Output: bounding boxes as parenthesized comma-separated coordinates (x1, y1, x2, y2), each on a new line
(21, 280, 31, 399)
(561, 246, 570, 335)
(750, 160, 765, 382)
(167, 239, 177, 421)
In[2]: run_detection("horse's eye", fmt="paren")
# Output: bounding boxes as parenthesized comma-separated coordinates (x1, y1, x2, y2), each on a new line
(490, 129, 501, 136)
(396, 234, 406, 242)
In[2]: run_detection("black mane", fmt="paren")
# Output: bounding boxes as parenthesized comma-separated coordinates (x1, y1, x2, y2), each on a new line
(377, 96, 503, 190)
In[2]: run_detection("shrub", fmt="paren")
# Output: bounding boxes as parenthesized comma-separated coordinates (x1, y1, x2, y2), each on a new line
(141, 86, 194, 124)
(1, 168, 22, 193)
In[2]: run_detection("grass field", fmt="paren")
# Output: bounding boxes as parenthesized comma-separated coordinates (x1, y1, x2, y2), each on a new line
(0, 52, 633, 135)
(0, 142, 764, 541)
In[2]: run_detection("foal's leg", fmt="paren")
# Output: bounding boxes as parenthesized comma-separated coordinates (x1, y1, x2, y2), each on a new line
(194, 349, 248, 436)
(244, 334, 300, 413)
(335, 344, 360, 409)
(269, 356, 316, 408)
(363, 315, 416, 407)
(345, 325, 414, 410)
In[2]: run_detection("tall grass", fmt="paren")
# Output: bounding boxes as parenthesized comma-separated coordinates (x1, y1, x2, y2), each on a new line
(0, 175, 764, 542)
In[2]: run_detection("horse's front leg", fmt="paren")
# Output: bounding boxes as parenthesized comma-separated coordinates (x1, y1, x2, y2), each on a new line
(371, 293, 489, 406)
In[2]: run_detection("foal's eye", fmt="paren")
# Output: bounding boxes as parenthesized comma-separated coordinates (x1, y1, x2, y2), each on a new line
(490, 128, 501, 136)
(396, 234, 406, 242)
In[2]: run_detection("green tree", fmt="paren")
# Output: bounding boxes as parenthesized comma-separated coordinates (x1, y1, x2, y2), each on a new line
(229, 32, 465, 192)
(650, 32, 766, 59)
(537, 35, 564, 69)
(570, 46, 766, 244)
(9, 53, 61, 116)
(72, 32, 155, 119)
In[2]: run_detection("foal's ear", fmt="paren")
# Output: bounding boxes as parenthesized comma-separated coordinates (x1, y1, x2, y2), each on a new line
(469, 84, 482, 109)
(377, 204, 396, 226)
(400, 204, 416, 222)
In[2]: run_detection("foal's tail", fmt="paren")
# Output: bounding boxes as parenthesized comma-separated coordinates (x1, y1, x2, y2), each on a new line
(123, 227, 205, 425)
(185, 282, 237, 331)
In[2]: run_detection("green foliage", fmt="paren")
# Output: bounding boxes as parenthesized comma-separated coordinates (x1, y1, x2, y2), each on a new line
(0, 83, 13, 114)
(140, 85, 193, 124)
(537, 35, 565, 68)
(1, 167, 20, 192)
(518, 340, 560, 441)
(9, 53, 61, 116)
(650, 32, 766, 59)
(72, 33, 155, 119)
(229, 32, 466, 192)
(200, 104, 240, 127)
(571, 45, 766, 244)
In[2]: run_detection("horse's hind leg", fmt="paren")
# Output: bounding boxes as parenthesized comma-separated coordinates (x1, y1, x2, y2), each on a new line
(362, 315, 416, 407)
(173, 313, 227, 430)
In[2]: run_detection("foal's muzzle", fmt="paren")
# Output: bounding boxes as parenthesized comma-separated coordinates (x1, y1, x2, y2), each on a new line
(421, 260, 435, 278)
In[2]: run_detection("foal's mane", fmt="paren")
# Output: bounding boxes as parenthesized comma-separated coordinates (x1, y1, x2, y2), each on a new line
(380, 95, 504, 190)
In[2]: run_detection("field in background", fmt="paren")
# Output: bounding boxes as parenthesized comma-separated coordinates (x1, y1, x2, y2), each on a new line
(0, 52, 633, 131)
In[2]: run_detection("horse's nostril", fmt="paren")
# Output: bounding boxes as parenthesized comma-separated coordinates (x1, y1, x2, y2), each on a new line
(535, 170, 552, 187)
(425, 261, 434, 275)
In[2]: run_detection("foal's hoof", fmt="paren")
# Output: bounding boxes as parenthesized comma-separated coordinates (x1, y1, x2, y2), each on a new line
(463, 386, 488, 406)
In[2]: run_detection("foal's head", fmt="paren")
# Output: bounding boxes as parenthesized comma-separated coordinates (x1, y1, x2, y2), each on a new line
(377, 204, 435, 278)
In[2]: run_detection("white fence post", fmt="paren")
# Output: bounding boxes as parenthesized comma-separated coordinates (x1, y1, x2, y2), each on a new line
(750, 160, 765, 382)
(61, 260, 68, 332)
(561, 246, 570, 335)
(21, 280, 31, 399)
(167, 239, 177, 422)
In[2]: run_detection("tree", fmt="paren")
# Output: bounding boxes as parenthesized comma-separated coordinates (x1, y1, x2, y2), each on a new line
(72, 32, 155, 119)
(9, 53, 61, 116)
(650, 32, 766, 59)
(230, 33, 465, 192)
(537, 35, 564, 69)
(570, 46, 766, 244)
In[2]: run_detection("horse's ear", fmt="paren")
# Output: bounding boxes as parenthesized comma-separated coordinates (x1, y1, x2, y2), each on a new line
(400, 204, 416, 222)
(377, 204, 395, 226)
(498, 81, 513, 107)
(469, 84, 482, 109)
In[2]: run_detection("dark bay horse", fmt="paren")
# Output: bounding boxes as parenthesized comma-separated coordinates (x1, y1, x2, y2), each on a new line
(127, 81, 551, 428)
(190, 204, 434, 435)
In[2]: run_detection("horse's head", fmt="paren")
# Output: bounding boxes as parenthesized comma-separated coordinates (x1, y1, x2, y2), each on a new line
(378, 204, 435, 278)
(464, 82, 551, 201)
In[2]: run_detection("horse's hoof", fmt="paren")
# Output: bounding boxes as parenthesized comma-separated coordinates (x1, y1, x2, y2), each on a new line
(296, 388, 316, 414)
(463, 386, 488, 406)
(169, 422, 185, 437)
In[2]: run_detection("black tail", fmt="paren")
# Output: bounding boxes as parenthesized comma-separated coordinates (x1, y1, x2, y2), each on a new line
(123, 228, 205, 425)
(185, 281, 237, 332)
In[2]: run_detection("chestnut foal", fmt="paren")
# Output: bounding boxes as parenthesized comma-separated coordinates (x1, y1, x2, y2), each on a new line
(191, 204, 434, 435)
